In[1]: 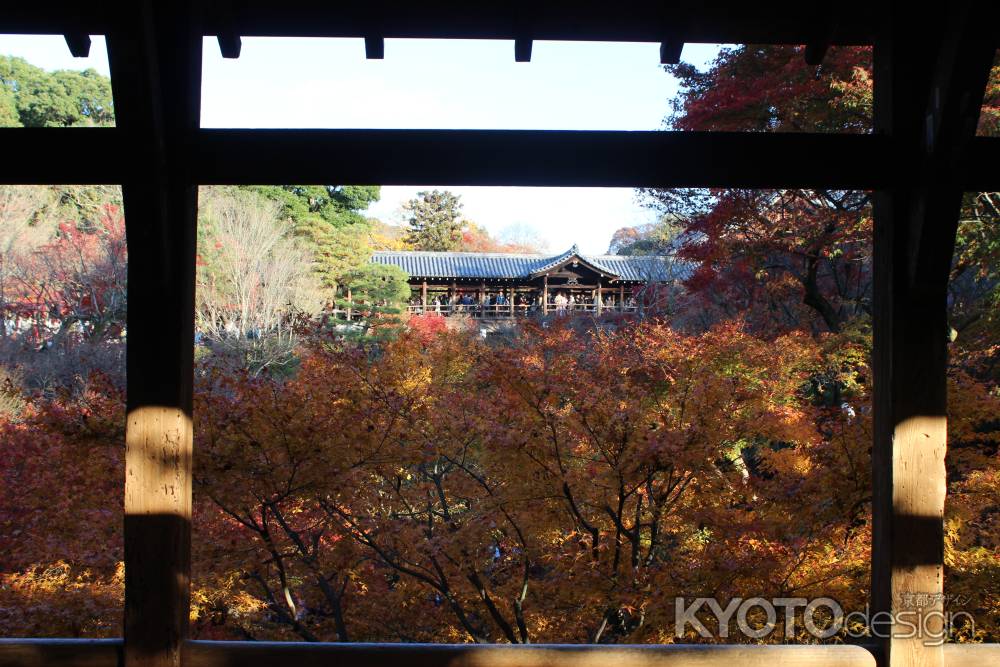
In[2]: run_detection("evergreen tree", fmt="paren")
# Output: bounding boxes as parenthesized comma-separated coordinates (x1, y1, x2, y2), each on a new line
(243, 185, 380, 232)
(338, 263, 411, 344)
(0, 56, 114, 127)
(403, 189, 466, 251)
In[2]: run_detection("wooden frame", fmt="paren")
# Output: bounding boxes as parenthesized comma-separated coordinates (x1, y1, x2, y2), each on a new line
(0, 1, 998, 666)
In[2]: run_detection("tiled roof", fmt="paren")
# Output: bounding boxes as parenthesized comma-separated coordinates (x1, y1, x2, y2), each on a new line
(370, 246, 689, 282)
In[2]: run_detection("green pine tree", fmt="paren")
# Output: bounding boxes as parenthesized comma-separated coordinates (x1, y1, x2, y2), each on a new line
(403, 189, 466, 251)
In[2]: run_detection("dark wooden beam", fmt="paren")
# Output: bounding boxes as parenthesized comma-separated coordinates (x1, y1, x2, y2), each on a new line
(870, 4, 996, 667)
(63, 33, 91, 57)
(4, 128, 1000, 191)
(198, 0, 878, 44)
(106, 2, 203, 667)
(217, 33, 242, 58)
(0, 639, 123, 667)
(0, 1, 887, 44)
(659, 39, 684, 64)
(365, 35, 385, 59)
(191, 129, 891, 188)
(0, 128, 125, 184)
(515, 37, 533, 62)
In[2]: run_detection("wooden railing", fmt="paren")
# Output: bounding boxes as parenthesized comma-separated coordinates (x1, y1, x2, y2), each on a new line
(397, 304, 640, 318)
(2, 639, 999, 667)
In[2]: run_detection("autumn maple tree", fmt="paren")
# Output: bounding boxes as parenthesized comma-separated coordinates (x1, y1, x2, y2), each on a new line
(2, 48, 998, 646)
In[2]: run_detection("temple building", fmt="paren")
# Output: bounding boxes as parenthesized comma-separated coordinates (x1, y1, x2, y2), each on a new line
(371, 244, 684, 316)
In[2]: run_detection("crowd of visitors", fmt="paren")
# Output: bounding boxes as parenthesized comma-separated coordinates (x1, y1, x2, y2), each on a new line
(406, 291, 635, 317)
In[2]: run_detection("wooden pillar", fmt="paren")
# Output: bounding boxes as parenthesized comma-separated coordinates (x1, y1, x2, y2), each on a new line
(596, 286, 602, 315)
(510, 286, 515, 317)
(542, 275, 549, 314)
(619, 284, 625, 310)
(107, 3, 201, 667)
(421, 280, 428, 311)
(346, 287, 352, 321)
(870, 6, 994, 667)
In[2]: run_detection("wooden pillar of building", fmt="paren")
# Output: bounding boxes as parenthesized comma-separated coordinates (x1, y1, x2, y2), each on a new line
(421, 280, 428, 311)
(346, 287, 352, 320)
(542, 275, 549, 314)
(619, 284, 625, 310)
(107, 3, 202, 667)
(870, 7, 994, 667)
(596, 286, 602, 315)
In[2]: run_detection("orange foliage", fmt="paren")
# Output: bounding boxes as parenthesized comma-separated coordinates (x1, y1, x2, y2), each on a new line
(1, 318, 997, 642)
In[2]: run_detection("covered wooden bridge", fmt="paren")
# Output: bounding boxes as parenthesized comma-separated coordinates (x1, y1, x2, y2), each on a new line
(1, 1, 999, 667)
(371, 244, 682, 316)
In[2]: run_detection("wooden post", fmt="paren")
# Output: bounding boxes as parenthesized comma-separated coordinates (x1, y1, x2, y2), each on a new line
(542, 276, 548, 314)
(619, 284, 625, 310)
(107, 3, 201, 667)
(596, 286, 602, 315)
(421, 280, 428, 311)
(346, 287, 352, 321)
(870, 7, 994, 667)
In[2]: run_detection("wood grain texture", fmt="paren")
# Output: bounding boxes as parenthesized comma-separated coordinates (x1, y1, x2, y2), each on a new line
(106, 3, 203, 667)
(2, 639, 998, 667)
(870, 4, 995, 667)
(185, 642, 879, 667)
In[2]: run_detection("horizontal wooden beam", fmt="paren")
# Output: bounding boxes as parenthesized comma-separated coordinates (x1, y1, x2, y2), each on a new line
(1, 640, 999, 667)
(3, 128, 1000, 191)
(186, 642, 880, 667)
(0, 639, 122, 667)
(0, 129, 127, 184)
(192, 129, 892, 188)
(0, 1, 880, 44)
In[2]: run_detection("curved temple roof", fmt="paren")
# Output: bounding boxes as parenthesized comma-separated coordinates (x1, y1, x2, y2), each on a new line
(371, 245, 687, 282)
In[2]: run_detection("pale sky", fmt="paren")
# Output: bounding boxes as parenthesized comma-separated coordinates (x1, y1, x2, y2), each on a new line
(1, 35, 721, 254)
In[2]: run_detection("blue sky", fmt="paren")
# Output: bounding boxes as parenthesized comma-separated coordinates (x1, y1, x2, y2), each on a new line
(1, 35, 720, 254)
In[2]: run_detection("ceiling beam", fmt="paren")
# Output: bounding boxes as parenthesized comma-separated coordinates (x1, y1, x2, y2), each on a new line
(659, 39, 684, 65)
(63, 33, 92, 57)
(191, 128, 892, 188)
(4, 128, 1000, 191)
(217, 33, 242, 58)
(0, 1, 885, 44)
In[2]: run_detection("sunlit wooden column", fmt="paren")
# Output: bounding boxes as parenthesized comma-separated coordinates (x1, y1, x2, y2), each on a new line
(107, 3, 202, 667)
(870, 5, 994, 667)
(421, 280, 428, 311)
(542, 275, 549, 313)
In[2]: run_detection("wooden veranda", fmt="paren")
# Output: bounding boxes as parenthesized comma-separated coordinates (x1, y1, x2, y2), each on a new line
(1, 2, 999, 667)
(365, 245, 679, 318)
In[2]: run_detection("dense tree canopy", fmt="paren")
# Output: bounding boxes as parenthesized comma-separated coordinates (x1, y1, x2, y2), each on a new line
(0, 56, 114, 127)
(403, 189, 467, 251)
(1, 51, 997, 646)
